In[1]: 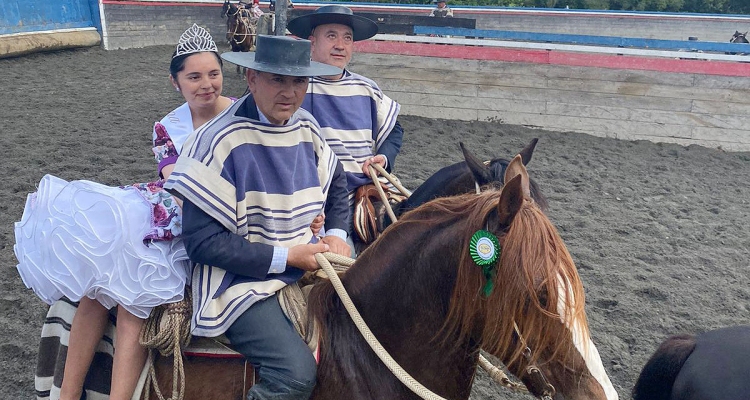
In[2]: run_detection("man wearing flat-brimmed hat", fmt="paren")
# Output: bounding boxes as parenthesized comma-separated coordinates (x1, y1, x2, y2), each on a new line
(288, 5, 405, 248)
(165, 35, 351, 400)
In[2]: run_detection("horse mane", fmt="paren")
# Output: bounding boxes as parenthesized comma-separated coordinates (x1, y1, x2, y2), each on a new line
(437, 191, 588, 368)
(308, 186, 585, 389)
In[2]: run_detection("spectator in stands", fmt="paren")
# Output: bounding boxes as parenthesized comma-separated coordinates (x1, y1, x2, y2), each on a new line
(429, 0, 453, 18)
(249, 0, 264, 19)
(269, 0, 293, 12)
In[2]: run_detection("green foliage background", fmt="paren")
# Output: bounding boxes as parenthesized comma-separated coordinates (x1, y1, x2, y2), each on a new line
(337, 0, 749, 14)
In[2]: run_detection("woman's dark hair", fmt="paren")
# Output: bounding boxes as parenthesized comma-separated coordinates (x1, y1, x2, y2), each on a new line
(169, 49, 223, 80)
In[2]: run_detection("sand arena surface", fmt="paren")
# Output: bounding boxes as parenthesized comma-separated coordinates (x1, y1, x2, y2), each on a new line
(1, 45, 749, 399)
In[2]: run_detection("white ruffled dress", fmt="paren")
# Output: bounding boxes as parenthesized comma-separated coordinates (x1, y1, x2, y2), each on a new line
(14, 175, 190, 319)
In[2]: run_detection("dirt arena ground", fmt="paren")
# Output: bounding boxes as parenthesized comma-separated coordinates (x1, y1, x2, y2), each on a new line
(1, 44, 749, 399)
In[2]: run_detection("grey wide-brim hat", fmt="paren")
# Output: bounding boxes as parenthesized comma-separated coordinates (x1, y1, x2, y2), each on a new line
(221, 35, 341, 77)
(287, 5, 378, 42)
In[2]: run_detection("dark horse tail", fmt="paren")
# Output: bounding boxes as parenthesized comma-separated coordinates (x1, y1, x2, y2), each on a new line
(632, 334, 697, 400)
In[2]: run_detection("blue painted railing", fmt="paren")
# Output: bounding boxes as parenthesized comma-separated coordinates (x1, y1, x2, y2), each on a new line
(0, 0, 100, 35)
(413, 26, 750, 54)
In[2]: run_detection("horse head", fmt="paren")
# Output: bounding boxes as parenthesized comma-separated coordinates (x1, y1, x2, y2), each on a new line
(460, 139, 547, 210)
(221, 0, 231, 17)
(462, 155, 618, 399)
(437, 155, 617, 399)
(391, 138, 547, 224)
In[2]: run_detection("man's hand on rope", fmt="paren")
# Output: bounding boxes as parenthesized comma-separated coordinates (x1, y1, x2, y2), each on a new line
(362, 154, 387, 178)
(320, 235, 350, 257)
(287, 243, 329, 271)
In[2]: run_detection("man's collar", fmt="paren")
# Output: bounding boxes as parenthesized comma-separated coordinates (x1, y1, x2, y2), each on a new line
(237, 93, 260, 120)
(316, 69, 350, 81)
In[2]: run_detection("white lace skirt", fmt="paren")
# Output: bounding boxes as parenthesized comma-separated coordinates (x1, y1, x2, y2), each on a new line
(14, 174, 191, 319)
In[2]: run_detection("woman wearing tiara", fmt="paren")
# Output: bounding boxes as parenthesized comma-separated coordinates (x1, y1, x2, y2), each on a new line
(15, 25, 234, 400)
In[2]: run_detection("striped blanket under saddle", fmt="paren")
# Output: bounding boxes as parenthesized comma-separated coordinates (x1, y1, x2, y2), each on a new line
(34, 299, 250, 400)
(35, 298, 147, 400)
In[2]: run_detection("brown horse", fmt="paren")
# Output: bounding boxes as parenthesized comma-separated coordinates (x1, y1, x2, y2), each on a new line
(223, 0, 257, 73)
(151, 156, 617, 399)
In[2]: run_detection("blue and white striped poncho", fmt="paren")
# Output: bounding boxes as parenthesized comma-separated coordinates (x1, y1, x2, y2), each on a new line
(302, 71, 400, 199)
(165, 96, 339, 337)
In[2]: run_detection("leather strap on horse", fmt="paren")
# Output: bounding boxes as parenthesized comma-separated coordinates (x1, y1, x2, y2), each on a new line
(139, 291, 193, 400)
(477, 356, 528, 393)
(367, 163, 411, 224)
(354, 164, 410, 244)
(514, 322, 555, 399)
(369, 163, 412, 197)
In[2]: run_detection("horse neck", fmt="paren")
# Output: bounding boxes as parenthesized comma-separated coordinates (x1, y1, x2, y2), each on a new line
(310, 196, 496, 399)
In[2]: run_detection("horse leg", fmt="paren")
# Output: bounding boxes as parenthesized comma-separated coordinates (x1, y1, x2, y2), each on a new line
(149, 353, 253, 400)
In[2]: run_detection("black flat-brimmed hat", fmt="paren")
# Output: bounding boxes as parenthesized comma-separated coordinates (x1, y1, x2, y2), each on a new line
(287, 5, 378, 42)
(221, 35, 341, 77)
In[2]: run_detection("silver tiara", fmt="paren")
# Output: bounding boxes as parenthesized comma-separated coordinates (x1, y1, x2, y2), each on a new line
(174, 24, 218, 58)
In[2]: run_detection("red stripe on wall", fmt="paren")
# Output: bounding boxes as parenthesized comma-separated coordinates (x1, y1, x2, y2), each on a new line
(354, 40, 750, 77)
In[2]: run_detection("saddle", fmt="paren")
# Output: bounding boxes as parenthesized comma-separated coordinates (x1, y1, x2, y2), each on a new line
(353, 184, 406, 245)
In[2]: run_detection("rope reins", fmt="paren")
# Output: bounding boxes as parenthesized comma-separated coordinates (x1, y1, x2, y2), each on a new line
(138, 162, 549, 400)
(315, 252, 450, 400)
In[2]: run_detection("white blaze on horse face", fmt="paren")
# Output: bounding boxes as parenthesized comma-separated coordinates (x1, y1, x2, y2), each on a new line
(556, 274, 619, 400)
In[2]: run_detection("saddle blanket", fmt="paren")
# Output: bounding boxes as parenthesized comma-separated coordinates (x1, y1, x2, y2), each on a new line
(34, 299, 248, 400)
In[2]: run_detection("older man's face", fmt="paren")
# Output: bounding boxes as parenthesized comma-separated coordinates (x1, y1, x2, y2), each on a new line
(246, 70, 308, 125)
(310, 23, 353, 75)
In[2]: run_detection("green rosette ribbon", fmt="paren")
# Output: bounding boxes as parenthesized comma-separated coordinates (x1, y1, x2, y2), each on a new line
(469, 230, 501, 297)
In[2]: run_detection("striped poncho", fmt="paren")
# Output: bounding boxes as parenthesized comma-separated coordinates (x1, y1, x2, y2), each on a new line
(165, 95, 340, 337)
(302, 71, 401, 198)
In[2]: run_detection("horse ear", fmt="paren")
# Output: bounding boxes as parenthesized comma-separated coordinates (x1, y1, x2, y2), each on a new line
(459, 142, 492, 186)
(503, 154, 531, 198)
(518, 138, 538, 166)
(497, 174, 524, 227)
